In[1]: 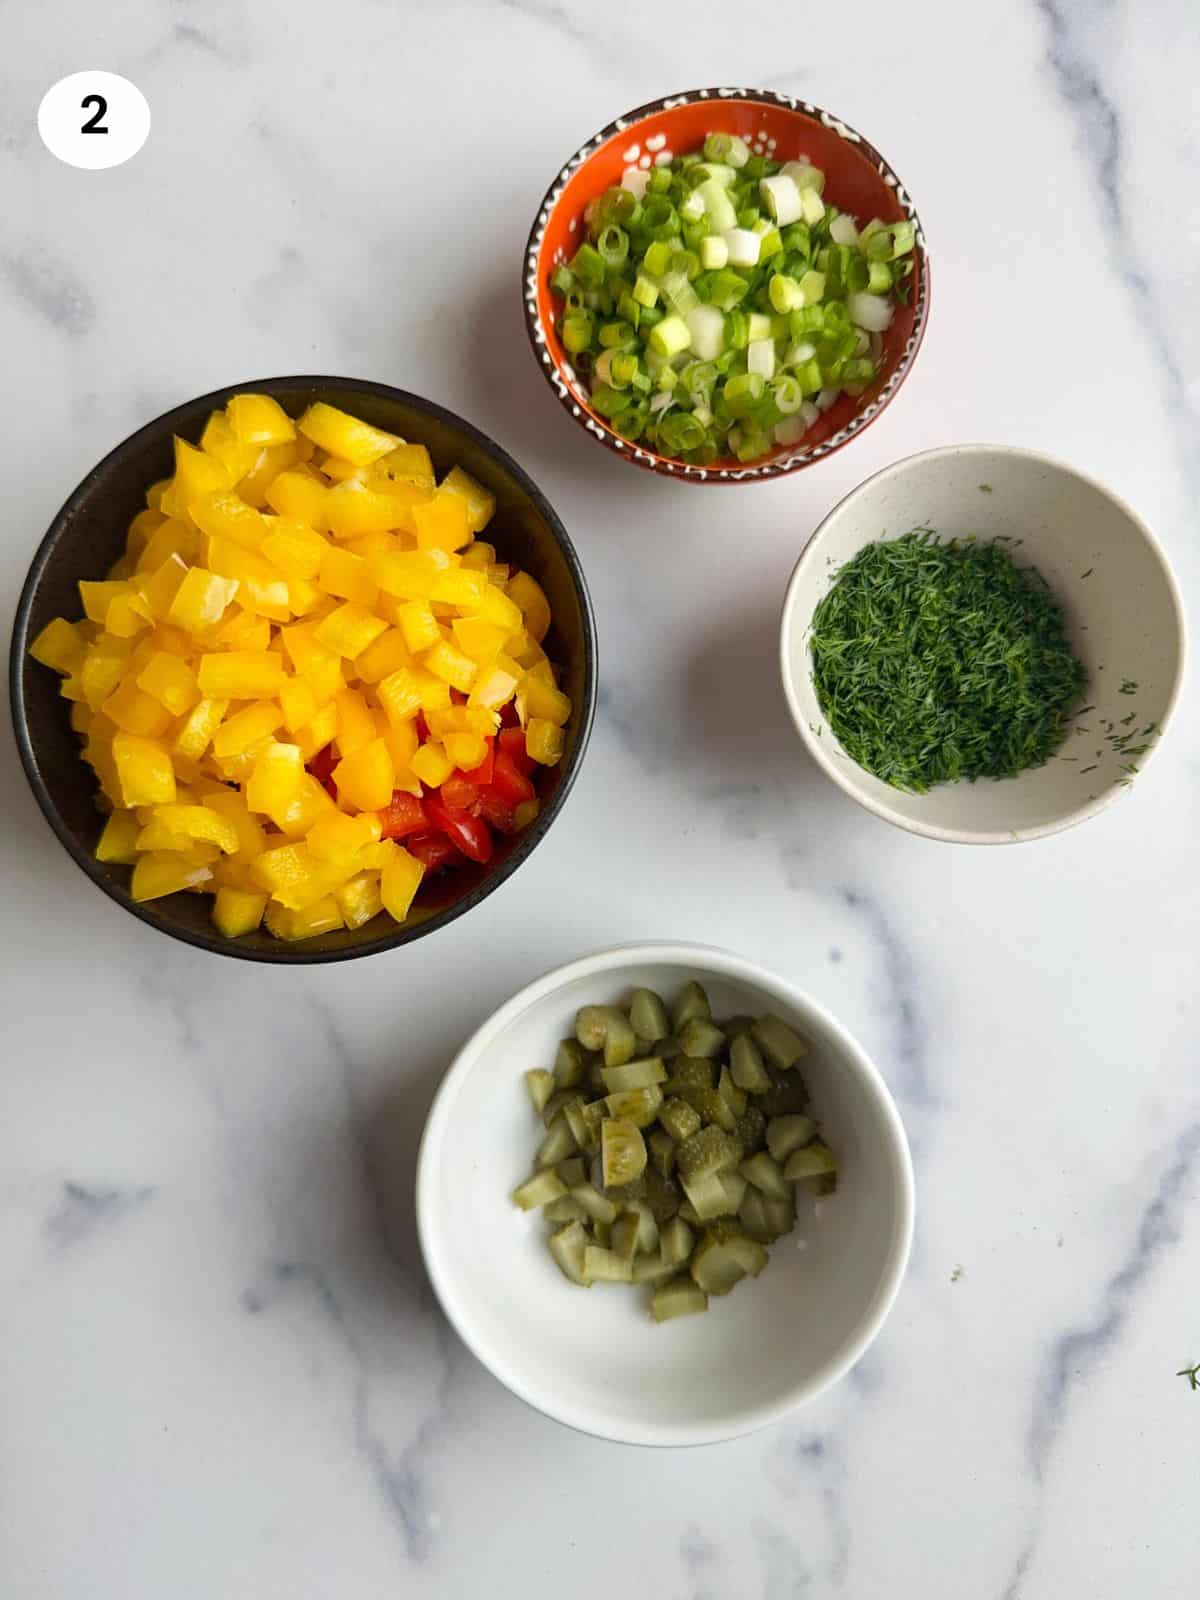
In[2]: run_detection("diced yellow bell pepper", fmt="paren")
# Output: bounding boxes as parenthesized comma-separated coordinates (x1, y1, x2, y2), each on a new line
(70, 701, 94, 734)
(95, 809, 142, 864)
(29, 617, 85, 676)
(332, 737, 394, 811)
(265, 467, 330, 531)
(131, 850, 213, 901)
(451, 616, 508, 662)
(526, 718, 565, 766)
(410, 741, 453, 788)
(227, 393, 296, 447)
(260, 516, 328, 580)
(79, 580, 129, 625)
(265, 895, 345, 940)
(443, 731, 489, 771)
(167, 566, 240, 630)
(276, 773, 337, 838)
(295, 700, 339, 761)
(170, 436, 232, 508)
(245, 740, 304, 819)
(488, 562, 511, 584)
(212, 608, 272, 652)
(327, 480, 402, 539)
(191, 491, 268, 551)
(279, 675, 320, 733)
(343, 531, 400, 563)
(236, 440, 301, 508)
(376, 665, 423, 724)
(397, 600, 441, 655)
(147, 803, 241, 855)
(334, 687, 376, 756)
(459, 540, 496, 571)
(478, 583, 524, 634)
(212, 886, 268, 938)
(136, 651, 200, 716)
(137, 516, 200, 575)
(307, 809, 382, 865)
(319, 546, 380, 607)
(412, 491, 471, 553)
(134, 552, 191, 620)
(200, 412, 260, 483)
(468, 662, 519, 711)
(429, 567, 487, 610)
(439, 465, 496, 533)
(113, 732, 176, 806)
(354, 628, 411, 684)
(319, 456, 366, 483)
(378, 442, 436, 488)
(286, 576, 325, 616)
(174, 696, 228, 760)
(380, 716, 419, 773)
(125, 508, 166, 563)
(520, 673, 571, 725)
(251, 841, 327, 907)
(367, 547, 449, 601)
(78, 643, 130, 711)
(297, 402, 400, 466)
(423, 639, 477, 693)
(204, 788, 269, 859)
(212, 700, 284, 758)
(506, 572, 552, 642)
(102, 678, 174, 738)
(425, 704, 498, 739)
(206, 537, 291, 621)
(380, 845, 425, 922)
(506, 627, 547, 669)
(197, 650, 287, 698)
(335, 871, 384, 930)
(313, 601, 388, 660)
(146, 477, 171, 510)
(105, 592, 149, 639)
(280, 622, 345, 701)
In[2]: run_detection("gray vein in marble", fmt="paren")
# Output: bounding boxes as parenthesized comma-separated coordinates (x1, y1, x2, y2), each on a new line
(678, 1522, 726, 1600)
(764, 1427, 850, 1589)
(247, 246, 304, 331)
(2, 252, 95, 336)
(496, 0, 599, 52)
(839, 886, 932, 1108)
(998, 1119, 1200, 1600)
(137, 19, 247, 68)
(753, 1515, 813, 1597)
(44, 1181, 157, 1253)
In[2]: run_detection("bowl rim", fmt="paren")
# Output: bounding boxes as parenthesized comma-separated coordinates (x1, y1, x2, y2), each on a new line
(8, 374, 598, 963)
(779, 442, 1190, 845)
(522, 86, 931, 485)
(415, 939, 916, 1447)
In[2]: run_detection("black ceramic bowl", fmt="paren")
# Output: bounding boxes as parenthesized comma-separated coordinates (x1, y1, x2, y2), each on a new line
(10, 376, 597, 963)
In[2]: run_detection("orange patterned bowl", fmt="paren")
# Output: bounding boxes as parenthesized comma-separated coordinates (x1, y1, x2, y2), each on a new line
(524, 89, 930, 484)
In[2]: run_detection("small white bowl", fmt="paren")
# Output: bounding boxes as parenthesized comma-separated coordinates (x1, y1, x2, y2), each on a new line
(780, 445, 1187, 844)
(416, 943, 913, 1447)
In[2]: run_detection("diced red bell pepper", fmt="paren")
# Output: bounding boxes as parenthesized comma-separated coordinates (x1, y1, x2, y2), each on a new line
(308, 744, 336, 783)
(460, 737, 495, 786)
(498, 727, 536, 777)
(414, 711, 429, 742)
(426, 792, 494, 864)
(478, 787, 516, 833)
(440, 775, 479, 813)
(407, 831, 463, 872)
(499, 700, 521, 729)
(492, 748, 537, 805)
(378, 791, 428, 840)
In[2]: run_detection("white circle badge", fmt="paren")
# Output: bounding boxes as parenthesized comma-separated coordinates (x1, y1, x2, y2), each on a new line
(38, 71, 150, 170)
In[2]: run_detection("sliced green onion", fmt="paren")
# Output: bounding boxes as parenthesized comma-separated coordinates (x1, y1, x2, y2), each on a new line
(561, 311, 593, 354)
(772, 374, 804, 414)
(570, 242, 606, 288)
(648, 314, 692, 357)
(643, 239, 673, 277)
(597, 224, 630, 267)
(632, 274, 659, 309)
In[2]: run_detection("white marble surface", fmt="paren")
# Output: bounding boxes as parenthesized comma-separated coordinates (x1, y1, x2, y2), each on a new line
(3, 2, 1198, 1595)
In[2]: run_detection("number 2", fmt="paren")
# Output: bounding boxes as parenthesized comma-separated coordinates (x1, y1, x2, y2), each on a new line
(80, 94, 108, 134)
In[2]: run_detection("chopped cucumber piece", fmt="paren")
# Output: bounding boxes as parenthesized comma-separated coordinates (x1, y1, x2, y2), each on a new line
(554, 1038, 589, 1088)
(525, 1068, 555, 1113)
(651, 1276, 709, 1322)
(783, 1142, 837, 1182)
(600, 1056, 667, 1093)
(629, 987, 670, 1042)
(752, 1014, 808, 1070)
(601, 1118, 647, 1188)
(676, 1124, 741, 1185)
(730, 1034, 771, 1093)
(678, 1018, 726, 1059)
(659, 1095, 702, 1143)
(690, 1225, 764, 1295)
(677, 1085, 737, 1133)
(632, 1251, 677, 1284)
(536, 1113, 577, 1168)
(556, 1155, 586, 1188)
(610, 1211, 641, 1262)
(605, 1085, 664, 1126)
(643, 1165, 681, 1222)
(562, 1098, 594, 1151)
(681, 1170, 736, 1221)
(575, 1004, 637, 1066)
(719, 1171, 747, 1213)
(734, 1104, 767, 1155)
(671, 980, 711, 1030)
(580, 1099, 609, 1146)
(584, 1245, 633, 1283)
(665, 1056, 715, 1094)
(659, 1214, 695, 1267)
(677, 1199, 701, 1226)
(549, 1220, 591, 1285)
(717, 1065, 747, 1116)
(738, 1151, 791, 1200)
(766, 1115, 816, 1164)
(647, 1127, 677, 1178)
(543, 1195, 588, 1223)
(569, 1182, 618, 1225)
(512, 1170, 567, 1211)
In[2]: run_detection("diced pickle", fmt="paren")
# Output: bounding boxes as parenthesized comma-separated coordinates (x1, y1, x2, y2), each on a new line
(557, 1155, 586, 1188)
(766, 1114, 816, 1164)
(562, 1098, 594, 1151)
(678, 1018, 726, 1059)
(738, 1151, 791, 1200)
(575, 1004, 637, 1067)
(632, 1251, 677, 1284)
(730, 1034, 771, 1093)
(512, 1170, 566, 1211)
(629, 987, 670, 1042)
(648, 1128, 677, 1179)
(677, 1199, 701, 1227)
(717, 1065, 747, 1117)
(568, 1182, 618, 1225)
(605, 1085, 664, 1127)
(783, 1142, 837, 1183)
(690, 1224, 769, 1295)
(524, 1068, 554, 1114)
(659, 1215, 694, 1267)
(752, 1014, 808, 1070)
(659, 1095, 702, 1143)
(676, 1124, 741, 1185)
(541, 1088, 575, 1128)
(665, 1056, 715, 1094)
(642, 1166, 680, 1223)
(548, 1220, 591, 1285)
(671, 980, 711, 1031)
(584, 1245, 633, 1283)
(536, 1113, 578, 1168)
(580, 1099, 609, 1146)
(600, 1056, 667, 1094)
(610, 1212, 641, 1262)
(720, 1171, 747, 1212)
(601, 1118, 647, 1188)
(554, 1038, 589, 1089)
(543, 1195, 588, 1224)
(677, 1085, 737, 1133)
(734, 1104, 767, 1155)
(722, 1014, 757, 1039)
(756, 1068, 811, 1118)
(651, 1276, 709, 1322)
(681, 1171, 736, 1221)
(591, 1218, 612, 1249)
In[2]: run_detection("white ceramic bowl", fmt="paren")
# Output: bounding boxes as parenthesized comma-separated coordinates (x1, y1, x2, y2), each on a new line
(416, 943, 914, 1447)
(780, 445, 1187, 844)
